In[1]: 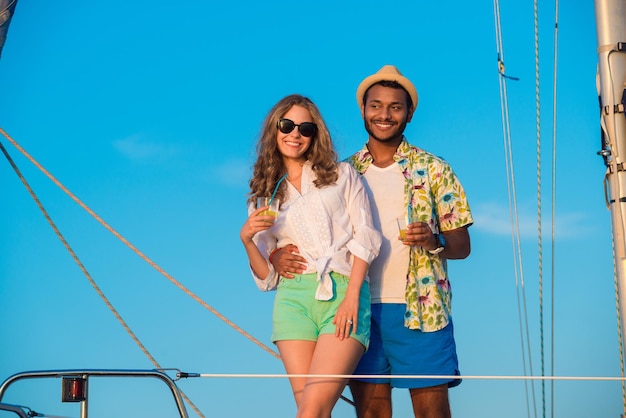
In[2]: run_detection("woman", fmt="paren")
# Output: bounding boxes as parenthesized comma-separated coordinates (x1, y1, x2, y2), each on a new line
(240, 94, 381, 417)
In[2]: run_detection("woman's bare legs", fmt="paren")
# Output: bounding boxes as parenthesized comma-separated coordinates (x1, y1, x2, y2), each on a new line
(277, 335, 365, 418)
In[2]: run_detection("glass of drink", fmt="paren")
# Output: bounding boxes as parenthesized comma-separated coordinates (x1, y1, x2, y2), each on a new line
(257, 197, 279, 221)
(397, 218, 408, 240)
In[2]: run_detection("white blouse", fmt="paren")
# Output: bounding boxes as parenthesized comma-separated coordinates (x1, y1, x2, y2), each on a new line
(250, 161, 381, 300)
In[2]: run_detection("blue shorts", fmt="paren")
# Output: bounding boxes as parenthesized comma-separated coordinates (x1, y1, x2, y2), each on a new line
(352, 303, 461, 389)
(271, 272, 371, 348)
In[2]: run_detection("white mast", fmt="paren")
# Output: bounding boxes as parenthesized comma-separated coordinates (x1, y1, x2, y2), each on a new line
(595, 0, 626, 365)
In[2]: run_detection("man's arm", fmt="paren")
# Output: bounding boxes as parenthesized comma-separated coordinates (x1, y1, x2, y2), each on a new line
(439, 226, 471, 259)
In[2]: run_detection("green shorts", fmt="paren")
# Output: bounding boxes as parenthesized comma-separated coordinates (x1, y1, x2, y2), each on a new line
(271, 272, 371, 348)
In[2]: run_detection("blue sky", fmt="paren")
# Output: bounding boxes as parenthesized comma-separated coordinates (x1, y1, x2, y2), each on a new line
(0, 1, 622, 417)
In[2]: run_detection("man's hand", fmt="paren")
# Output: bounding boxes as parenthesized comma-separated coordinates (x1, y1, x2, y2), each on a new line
(270, 244, 307, 278)
(402, 221, 437, 249)
(401, 223, 471, 259)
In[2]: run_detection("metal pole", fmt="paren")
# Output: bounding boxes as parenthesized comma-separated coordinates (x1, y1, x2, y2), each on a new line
(595, 0, 626, 401)
(80, 374, 88, 418)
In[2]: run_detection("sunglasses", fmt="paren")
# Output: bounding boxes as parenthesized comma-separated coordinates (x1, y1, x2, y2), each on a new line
(277, 118, 318, 138)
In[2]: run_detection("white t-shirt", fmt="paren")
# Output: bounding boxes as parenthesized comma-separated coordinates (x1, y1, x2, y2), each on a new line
(361, 162, 410, 302)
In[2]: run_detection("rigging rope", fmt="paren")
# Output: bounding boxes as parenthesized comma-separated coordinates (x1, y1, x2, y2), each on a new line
(0, 137, 214, 416)
(0, 130, 250, 417)
(613, 239, 626, 414)
(493, 1, 537, 417)
(0, 128, 277, 355)
(0, 128, 356, 412)
(533, 1, 549, 416)
(189, 372, 626, 382)
(546, 1, 560, 417)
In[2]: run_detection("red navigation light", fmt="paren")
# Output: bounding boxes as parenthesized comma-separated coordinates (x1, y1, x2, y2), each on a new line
(61, 376, 86, 402)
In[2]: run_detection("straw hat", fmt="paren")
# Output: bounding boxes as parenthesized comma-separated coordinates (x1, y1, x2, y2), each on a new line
(356, 65, 418, 109)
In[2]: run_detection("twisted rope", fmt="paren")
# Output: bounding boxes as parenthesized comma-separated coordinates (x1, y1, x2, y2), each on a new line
(0, 128, 356, 411)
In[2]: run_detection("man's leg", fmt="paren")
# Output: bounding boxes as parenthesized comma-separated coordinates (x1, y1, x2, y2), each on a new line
(349, 380, 392, 418)
(409, 384, 451, 418)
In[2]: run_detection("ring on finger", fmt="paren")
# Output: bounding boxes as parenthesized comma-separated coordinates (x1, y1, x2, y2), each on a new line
(346, 319, 353, 324)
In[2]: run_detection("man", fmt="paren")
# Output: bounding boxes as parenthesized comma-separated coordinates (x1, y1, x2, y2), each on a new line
(272, 65, 473, 417)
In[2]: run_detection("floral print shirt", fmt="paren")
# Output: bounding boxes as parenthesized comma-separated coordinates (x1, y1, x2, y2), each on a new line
(347, 138, 473, 332)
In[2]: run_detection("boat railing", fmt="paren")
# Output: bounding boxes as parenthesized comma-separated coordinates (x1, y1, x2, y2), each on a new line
(0, 369, 189, 418)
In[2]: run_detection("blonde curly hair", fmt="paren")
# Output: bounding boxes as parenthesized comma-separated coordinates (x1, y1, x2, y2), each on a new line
(248, 94, 338, 206)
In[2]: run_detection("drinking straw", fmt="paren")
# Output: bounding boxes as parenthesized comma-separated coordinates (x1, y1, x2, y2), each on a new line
(269, 173, 288, 205)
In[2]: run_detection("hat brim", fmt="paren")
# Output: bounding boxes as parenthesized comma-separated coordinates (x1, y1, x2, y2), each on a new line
(356, 73, 418, 109)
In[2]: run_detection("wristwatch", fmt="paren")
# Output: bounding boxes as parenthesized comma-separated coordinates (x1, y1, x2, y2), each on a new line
(428, 233, 446, 255)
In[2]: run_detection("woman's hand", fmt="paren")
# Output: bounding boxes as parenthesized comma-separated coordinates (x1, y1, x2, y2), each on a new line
(333, 296, 359, 340)
(240, 206, 275, 243)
